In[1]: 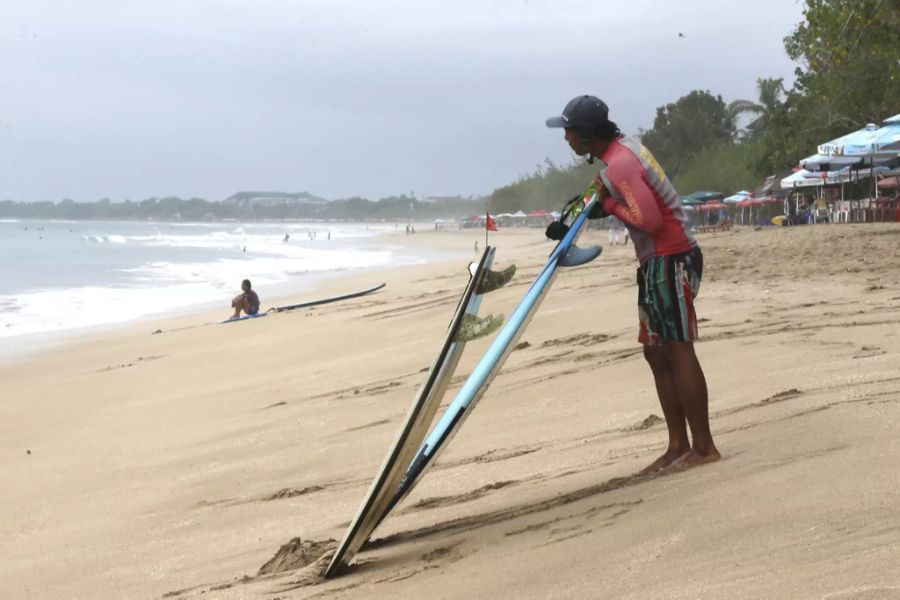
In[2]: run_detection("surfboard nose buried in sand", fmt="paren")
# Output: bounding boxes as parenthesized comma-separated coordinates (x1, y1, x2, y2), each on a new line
(324, 247, 515, 578)
(326, 193, 602, 577)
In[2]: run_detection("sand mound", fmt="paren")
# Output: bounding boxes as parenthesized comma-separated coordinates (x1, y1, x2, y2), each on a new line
(627, 414, 664, 431)
(256, 538, 336, 576)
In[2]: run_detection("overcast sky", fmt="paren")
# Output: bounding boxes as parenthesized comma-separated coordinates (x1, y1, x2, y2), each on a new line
(1, 0, 805, 202)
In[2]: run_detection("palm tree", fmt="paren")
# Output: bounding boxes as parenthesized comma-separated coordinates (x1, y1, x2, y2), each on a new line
(728, 77, 785, 142)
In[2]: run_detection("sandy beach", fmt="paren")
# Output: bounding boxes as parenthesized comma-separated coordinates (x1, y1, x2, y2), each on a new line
(2, 223, 899, 600)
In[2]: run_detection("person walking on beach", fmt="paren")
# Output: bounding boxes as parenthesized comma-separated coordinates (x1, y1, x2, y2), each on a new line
(607, 216, 624, 245)
(546, 95, 720, 473)
(230, 279, 260, 319)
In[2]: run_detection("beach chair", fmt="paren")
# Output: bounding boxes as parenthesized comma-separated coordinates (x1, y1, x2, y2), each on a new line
(810, 199, 831, 224)
(812, 207, 831, 223)
(833, 201, 850, 224)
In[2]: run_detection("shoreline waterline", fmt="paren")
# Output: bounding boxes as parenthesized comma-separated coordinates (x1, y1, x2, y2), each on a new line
(0, 223, 500, 365)
(1, 219, 468, 355)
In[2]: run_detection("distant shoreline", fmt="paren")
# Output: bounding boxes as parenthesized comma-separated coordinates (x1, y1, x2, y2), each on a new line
(0, 225, 505, 365)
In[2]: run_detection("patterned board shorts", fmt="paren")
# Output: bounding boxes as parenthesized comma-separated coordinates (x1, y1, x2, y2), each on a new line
(637, 246, 703, 346)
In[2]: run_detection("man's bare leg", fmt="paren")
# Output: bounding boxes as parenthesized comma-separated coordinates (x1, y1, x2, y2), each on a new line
(667, 342, 720, 467)
(637, 345, 692, 475)
(231, 295, 247, 318)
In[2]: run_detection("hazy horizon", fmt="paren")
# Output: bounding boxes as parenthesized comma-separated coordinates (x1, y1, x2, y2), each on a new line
(2, 0, 804, 202)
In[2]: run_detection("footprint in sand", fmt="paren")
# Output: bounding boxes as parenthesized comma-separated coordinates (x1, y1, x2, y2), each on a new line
(97, 354, 167, 372)
(405, 480, 518, 512)
(761, 388, 802, 403)
(264, 486, 325, 501)
(344, 418, 392, 433)
(541, 332, 610, 348)
(853, 345, 884, 359)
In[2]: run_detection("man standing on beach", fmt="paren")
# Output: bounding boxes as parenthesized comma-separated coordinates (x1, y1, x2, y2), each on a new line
(607, 215, 628, 245)
(230, 279, 260, 319)
(546, 95, 720, 473)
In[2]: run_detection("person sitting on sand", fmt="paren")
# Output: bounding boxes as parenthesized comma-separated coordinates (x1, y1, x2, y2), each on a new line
(230, 279, 260, 319)
(546, 95, 720, 474)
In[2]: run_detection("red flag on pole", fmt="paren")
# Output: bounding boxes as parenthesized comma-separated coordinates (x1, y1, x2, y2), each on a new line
(485, 211, 498, 232)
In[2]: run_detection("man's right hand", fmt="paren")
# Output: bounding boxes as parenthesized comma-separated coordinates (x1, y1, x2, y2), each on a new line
(587, 202, 608, 219)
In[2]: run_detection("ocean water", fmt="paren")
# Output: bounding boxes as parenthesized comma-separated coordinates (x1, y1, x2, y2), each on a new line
(0, 219, 449, 344)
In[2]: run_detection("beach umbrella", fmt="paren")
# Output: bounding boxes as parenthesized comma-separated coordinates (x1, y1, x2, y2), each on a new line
(780, 168, 854, 189)
(740, 196, 781, 225)
(698, 202, 728, 211)
(734, 199, 751, 224)
(681, 191, 725, 205)
(816, 115, 900, 200)
(723, 191, 751, 204)
(877, 176, 900, 189)
(512, 210, 527, 218)
(817, 116, 900, 158)
(735, 198, 755, 224)
(800, 153, 866, 171)
(801, 152, 899, 172)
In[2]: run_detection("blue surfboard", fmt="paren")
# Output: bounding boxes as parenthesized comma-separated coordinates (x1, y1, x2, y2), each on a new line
(381, 192, 602, 521)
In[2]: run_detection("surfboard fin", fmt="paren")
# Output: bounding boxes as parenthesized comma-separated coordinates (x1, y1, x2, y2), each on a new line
(454, 313, 504, 342)
(558, 244, 602, 267)
(476, 264, 516, 294)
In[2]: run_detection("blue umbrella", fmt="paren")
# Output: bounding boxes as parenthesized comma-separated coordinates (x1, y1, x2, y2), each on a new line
(723, 191, 751, 204)
(817, 115, 900, 157)
(799, 153, 865, 171)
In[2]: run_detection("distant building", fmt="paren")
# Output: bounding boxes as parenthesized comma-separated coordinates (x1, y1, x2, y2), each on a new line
(224, 191, 328, 208)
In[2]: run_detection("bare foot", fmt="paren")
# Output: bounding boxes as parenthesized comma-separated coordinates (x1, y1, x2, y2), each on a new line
(670, 448, 722, 471)
(636, 448, 691, 476)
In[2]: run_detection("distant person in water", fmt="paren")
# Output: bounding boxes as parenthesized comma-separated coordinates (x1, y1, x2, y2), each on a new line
(230, 279, 260, 319)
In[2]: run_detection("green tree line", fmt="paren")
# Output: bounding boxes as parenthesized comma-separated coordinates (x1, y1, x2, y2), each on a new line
(0, 194, 487, 222)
